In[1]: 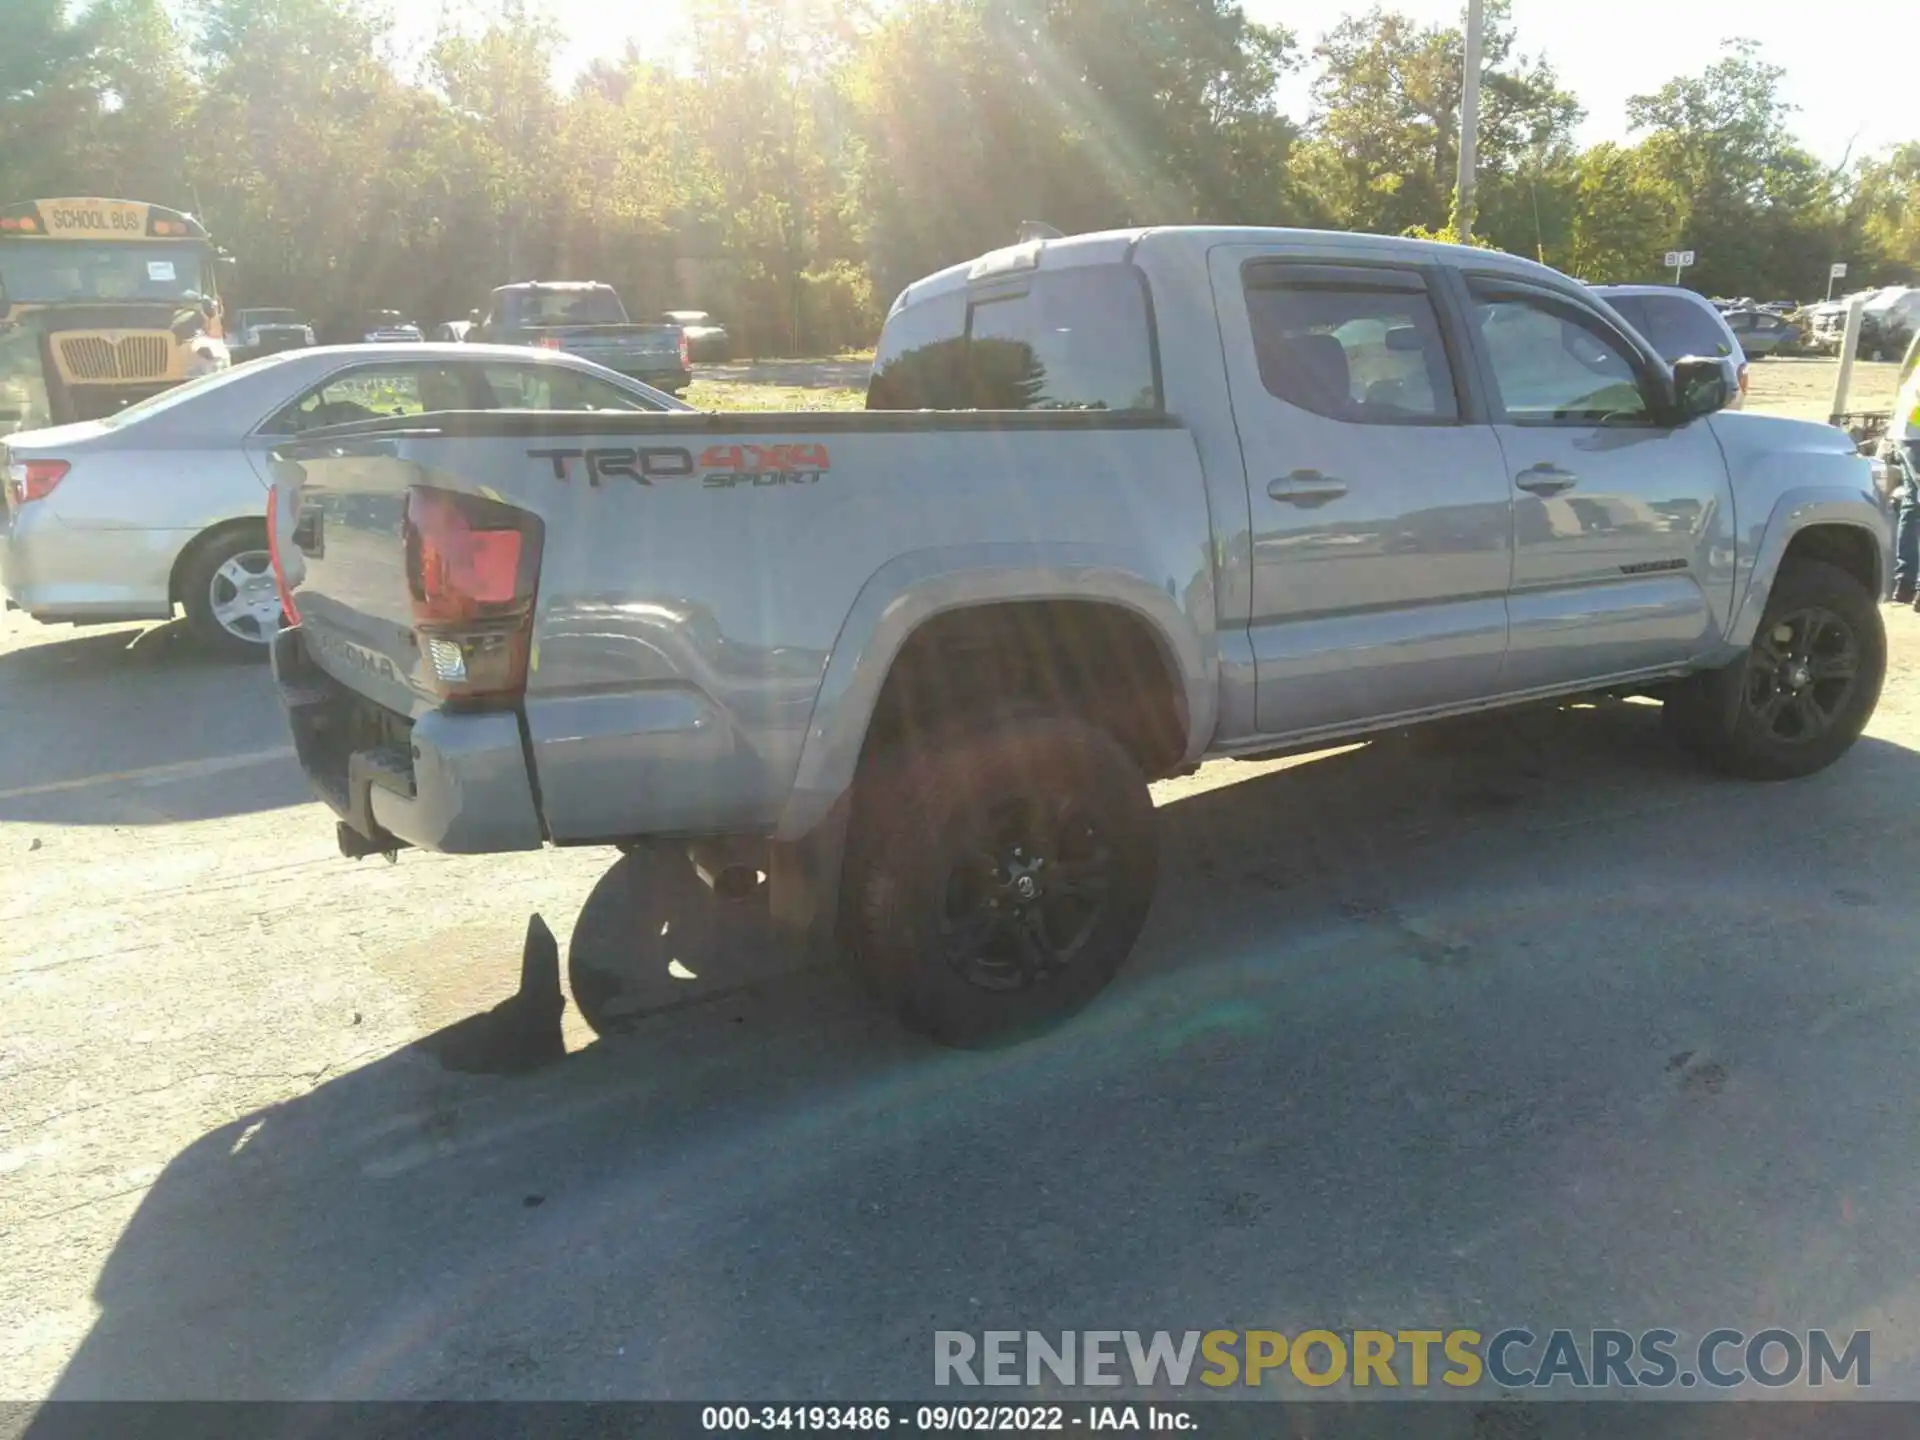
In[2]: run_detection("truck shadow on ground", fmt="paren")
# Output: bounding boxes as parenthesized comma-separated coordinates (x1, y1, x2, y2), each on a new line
(32, 701, 1920, 1428)
(0, 621, 302, 824)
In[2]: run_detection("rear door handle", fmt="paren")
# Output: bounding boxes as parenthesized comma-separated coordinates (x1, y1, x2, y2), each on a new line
(1268, 470, 1349, 506)
(1516, 464, 1578, 495)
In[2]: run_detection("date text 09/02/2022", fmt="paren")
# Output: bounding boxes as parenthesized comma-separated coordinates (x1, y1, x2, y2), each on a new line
(702, 1405, 1192, 1432)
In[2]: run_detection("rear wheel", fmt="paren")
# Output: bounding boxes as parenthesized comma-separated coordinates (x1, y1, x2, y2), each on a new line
(843, 713, 1158, 1047)
(1665, 557, 1884, 779)
(180, 525, 281, 658)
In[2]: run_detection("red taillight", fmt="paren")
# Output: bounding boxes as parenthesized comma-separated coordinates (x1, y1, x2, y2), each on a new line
(535, 336, 562, 350)
(678, 329, 691, 368)
(5, 459, 68, 505)
(403, 486, 543, 702)
(266, 485, 301, 626)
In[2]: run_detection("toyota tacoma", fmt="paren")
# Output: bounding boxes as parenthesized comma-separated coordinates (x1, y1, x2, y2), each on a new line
(267, 226, 1890, 1045)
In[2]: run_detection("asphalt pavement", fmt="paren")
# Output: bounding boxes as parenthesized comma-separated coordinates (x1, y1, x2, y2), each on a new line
(4, 601, 1920, 1412)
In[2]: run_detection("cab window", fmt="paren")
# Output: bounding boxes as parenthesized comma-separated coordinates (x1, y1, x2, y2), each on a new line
(1470, 285, 1654, 426)
(1243, 267, 1460, 423)
(868, 265, 1159, 412)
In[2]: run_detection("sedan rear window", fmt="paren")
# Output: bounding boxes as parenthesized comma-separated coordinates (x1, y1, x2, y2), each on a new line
(1605, 294, 1733, 361)
(505, 289, 627, 326)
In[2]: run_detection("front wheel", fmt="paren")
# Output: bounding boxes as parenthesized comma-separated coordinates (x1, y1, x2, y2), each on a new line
(843, 713, 1159, 1047)
(179, 525, 281, 658)
(1665, 557, 1885, 780)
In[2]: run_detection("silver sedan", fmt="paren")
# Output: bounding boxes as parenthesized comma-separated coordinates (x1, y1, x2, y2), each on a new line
(0, 343, 690, 656)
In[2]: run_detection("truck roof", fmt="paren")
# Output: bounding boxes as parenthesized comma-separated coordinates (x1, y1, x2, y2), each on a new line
(890, 225, 1568, 315)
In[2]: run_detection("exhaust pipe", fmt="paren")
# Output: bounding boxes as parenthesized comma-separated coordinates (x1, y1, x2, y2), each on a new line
(709, 864, 763, 902)
(336, 821, 404, 863)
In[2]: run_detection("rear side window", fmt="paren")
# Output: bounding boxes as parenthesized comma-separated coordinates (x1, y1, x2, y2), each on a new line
(1243, 269, 1460, 423)
(867, 265, 1159, 412)
(1607, 294, 1732, 361)
(262, 362, 477, 435)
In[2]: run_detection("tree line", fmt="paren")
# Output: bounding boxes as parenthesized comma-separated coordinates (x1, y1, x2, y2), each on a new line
(7, 0, 1917, 356)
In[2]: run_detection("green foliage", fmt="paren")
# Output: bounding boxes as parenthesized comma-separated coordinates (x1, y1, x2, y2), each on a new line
(3, 0, 1914, 358)
(1400, 223, 1500, 250)
(1300, 2, 1580, 241)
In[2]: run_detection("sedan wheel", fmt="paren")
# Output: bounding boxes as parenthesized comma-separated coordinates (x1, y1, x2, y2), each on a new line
(180, 526, 281, 658)
(209, 551, 282, 645)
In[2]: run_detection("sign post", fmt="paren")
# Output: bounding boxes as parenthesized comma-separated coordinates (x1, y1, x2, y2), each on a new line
(1827, 261, 1848, 302)
(1665, 249, 1696, 285)
(1829, 293, 1869, 425)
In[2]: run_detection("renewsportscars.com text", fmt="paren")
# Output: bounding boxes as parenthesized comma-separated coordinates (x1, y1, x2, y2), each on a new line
(934, 1328, 1870, 1391)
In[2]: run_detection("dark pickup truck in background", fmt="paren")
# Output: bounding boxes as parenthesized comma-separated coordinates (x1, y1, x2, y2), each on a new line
(470, 282, 692, 394)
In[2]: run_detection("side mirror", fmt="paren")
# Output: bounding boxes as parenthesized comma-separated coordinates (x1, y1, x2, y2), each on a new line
(1672, 356, 1732, 420)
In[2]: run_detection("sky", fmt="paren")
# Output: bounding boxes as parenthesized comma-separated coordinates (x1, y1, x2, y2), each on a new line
(528, 0, 1912, 167)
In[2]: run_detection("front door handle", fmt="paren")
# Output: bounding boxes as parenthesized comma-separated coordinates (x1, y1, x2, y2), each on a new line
(1516, 464, 1578, 496)
(1268, 470, 1349, 506)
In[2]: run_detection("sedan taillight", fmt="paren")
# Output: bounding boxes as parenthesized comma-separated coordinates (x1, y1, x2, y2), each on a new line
(266, 484, 302, 625)
(5, 459, 69, 506)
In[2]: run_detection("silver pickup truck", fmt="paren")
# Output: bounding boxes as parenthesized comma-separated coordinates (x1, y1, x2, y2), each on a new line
(268, 226, 1890, 1045)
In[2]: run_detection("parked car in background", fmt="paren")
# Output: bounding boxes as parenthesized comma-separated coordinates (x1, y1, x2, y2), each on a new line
(1724, 307, 1801, 357)
(662, 310, 730, 363)
(432, 320, 472, 343)
(1804, 289, 1914, 357)
(1860, 287, 1920, 362)
(471, 282, 691, 393)
(229, 307, 315, 361)
(0, 344, 689, 656)
(1591, 284, 1746, 408)
(320, 309, 424, 346)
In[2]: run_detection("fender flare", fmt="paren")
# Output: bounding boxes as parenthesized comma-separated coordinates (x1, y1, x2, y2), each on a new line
(773, 542, 1216, 840)
(1725, 487, 1890, 650)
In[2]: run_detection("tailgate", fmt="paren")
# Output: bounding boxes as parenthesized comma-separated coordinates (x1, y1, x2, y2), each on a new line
(540, 324, 681, 368)
(272, 437, 433, 717)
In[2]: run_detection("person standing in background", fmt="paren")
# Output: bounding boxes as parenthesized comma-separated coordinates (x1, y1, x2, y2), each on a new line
(1891, 328, 1920, 607)
(173, 294, 229, 379)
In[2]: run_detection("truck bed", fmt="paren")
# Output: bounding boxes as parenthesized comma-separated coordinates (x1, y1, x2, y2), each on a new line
(269, 406, 1213, 847)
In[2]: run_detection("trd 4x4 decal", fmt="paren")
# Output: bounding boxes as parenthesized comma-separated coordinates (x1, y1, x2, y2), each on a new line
(528, 442, 830, 488)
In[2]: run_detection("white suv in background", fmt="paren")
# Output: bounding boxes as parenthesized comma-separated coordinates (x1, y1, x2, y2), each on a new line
(1591, 285, 1747, 410)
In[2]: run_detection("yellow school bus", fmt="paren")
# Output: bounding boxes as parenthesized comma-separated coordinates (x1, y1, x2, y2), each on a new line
(0, 197, 231, 432)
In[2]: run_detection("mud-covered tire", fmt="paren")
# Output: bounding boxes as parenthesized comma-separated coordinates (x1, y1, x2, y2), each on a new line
(179, 524, 280, 658)
(843, 713, 1158, 1047)
(1664, 557, 1884, 780)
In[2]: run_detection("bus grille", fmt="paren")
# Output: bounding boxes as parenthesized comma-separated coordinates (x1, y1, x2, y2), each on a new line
(57, 334, 172, 382)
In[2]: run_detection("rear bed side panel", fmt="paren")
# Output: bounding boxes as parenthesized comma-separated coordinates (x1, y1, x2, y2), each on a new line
(277, 413, 1216, 848)
(513, 422, 1215, 843)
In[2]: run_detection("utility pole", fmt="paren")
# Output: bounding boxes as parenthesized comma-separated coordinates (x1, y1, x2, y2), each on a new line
(1455, 0, 1485, 243)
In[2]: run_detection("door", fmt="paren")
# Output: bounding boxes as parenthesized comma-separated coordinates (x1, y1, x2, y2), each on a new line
(1209, 249, 1515, 736)
(1459, 275, 1732, 692)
